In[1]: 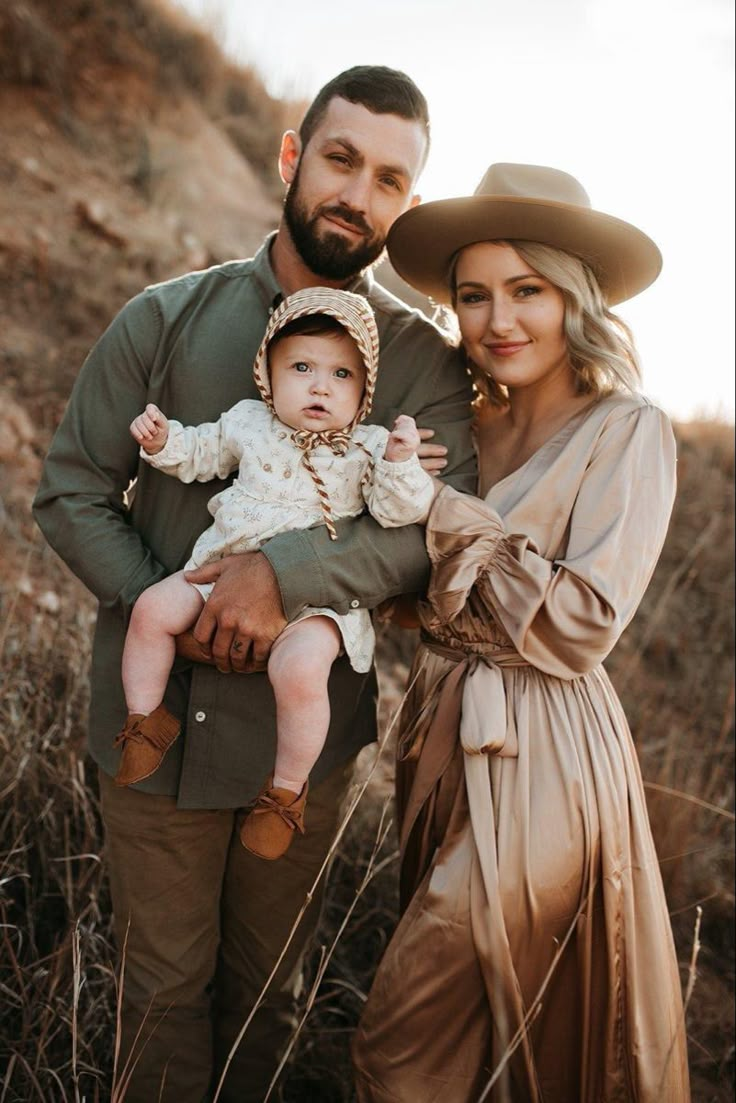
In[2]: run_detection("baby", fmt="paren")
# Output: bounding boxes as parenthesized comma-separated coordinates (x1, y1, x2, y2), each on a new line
(115, 287, 436, 859)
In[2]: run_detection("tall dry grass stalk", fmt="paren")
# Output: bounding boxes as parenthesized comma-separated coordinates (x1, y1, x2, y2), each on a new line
(1, 422, 733, 1101)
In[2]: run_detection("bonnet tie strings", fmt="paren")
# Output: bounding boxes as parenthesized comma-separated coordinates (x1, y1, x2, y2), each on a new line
(291, 429, 374, 542)
(292, 429, 352, 541)
(291, 428, 351, 456)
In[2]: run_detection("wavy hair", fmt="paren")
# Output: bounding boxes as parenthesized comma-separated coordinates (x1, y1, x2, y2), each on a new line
(450, 241, 642, 407)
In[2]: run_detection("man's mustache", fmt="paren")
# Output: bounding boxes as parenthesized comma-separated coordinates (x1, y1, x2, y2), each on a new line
(318, 205, 373, 238)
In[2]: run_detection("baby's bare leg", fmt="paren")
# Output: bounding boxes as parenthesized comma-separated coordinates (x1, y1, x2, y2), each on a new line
(122, 571, 204, 714)
(267, 616, 342, 794)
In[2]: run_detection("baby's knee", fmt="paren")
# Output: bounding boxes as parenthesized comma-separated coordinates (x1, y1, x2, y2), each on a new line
(128, 581, 177, 639)
(269, 637, 335, 700)
(129, 585, 161, 631)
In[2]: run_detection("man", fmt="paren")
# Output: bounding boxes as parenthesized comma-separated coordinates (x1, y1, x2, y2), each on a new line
(34, 66, 475, 1102)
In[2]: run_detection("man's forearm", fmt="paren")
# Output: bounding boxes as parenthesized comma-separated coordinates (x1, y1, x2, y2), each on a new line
(263, 514, 430, 621)
(263, 402, 476, 619)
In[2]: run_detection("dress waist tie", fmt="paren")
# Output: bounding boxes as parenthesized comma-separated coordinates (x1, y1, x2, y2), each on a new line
(398, 635, 539, 1101)
(398, 636, 529, 860)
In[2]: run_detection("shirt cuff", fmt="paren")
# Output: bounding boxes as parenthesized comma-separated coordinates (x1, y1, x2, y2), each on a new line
(261, 528, 331, 620)
(373, 452, 423, 475)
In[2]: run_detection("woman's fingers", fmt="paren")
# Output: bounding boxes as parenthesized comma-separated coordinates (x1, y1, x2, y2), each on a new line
(419, 455, 448, 474)
(417, 427, 448, 472)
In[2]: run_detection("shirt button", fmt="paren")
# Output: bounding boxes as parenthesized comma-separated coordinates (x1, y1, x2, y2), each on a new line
(283, 468, 292, 478)
(195, 710, 206, 722)
(350, 599, 360, 609)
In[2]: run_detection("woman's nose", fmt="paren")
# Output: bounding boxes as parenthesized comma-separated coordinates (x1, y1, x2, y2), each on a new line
(488, 301, 515, 335)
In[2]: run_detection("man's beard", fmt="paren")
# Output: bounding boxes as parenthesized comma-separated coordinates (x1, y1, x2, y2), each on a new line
(283, 169, 385, 280)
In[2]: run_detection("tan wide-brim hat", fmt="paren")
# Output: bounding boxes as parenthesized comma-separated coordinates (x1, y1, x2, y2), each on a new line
(253, 286, 380, 431)
(387, 162, 662, 306)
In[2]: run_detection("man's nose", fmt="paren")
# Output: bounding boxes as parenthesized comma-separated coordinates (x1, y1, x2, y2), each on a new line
(338, 170, 371, 213)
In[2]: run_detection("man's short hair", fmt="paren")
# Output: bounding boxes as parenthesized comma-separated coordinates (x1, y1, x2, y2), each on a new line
(298, 65, 430, 153)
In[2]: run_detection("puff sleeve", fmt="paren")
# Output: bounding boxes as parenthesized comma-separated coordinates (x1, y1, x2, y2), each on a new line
(426, 404, 676, 679)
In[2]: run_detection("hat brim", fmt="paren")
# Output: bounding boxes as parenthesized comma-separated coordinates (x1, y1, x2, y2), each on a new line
(386, 195, 662, 306)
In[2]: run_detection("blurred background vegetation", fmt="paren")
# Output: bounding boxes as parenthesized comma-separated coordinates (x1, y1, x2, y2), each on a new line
(1, 1, 733, 1099)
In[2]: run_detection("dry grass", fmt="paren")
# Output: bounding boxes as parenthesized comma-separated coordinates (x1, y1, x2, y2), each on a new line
(1, 420, 732, 1101)
(0, 3, 733, 1097)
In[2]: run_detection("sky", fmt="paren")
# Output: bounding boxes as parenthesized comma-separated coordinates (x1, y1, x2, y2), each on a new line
(174, 0, 735, 422)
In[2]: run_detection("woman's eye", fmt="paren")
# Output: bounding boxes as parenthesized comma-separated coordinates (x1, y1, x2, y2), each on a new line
(517, 285, 541, 298)
(458, 292, 486, 305)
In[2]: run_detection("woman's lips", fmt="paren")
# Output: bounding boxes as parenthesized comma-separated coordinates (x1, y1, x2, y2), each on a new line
(486, 342, 530, 358)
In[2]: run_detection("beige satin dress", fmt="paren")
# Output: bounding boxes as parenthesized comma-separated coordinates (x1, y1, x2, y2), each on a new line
(352, 394, 691, 1102)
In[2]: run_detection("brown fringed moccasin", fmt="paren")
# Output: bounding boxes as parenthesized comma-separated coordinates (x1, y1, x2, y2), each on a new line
(240, 777, 308, 860)
(113, 704, 181, 786)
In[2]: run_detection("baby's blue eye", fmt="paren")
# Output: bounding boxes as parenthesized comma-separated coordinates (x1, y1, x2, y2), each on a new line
(294, 362, 310, 372)
(335, 368, 351, 379)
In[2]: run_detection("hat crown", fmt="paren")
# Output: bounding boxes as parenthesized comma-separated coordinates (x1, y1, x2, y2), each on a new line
(474, 163, 591, 210)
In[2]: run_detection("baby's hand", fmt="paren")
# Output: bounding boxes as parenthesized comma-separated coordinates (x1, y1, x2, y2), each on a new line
(385, 414, 421, 463)
(130, 403, 169, 454)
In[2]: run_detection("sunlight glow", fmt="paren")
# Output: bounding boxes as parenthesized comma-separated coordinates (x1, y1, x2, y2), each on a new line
(174, 0, 735, 422)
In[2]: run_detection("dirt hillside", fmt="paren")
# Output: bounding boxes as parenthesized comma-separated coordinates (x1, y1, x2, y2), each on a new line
(0, 4, 733, 1099)
(0, 0, 290, 434)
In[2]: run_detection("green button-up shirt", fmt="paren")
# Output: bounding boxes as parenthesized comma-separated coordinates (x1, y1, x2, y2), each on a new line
(33, 234, 476, 807)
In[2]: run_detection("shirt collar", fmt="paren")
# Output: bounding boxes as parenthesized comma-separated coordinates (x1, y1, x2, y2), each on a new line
(251, 230, 376, 316)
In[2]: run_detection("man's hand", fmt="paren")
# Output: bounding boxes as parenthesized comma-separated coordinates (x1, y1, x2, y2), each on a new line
(417, 427, 448, 475)
(184, 551, 287, 673)
(175, 629, 215, 665)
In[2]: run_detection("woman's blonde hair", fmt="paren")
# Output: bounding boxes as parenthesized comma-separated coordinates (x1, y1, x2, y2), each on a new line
(450, 240, 642, 407)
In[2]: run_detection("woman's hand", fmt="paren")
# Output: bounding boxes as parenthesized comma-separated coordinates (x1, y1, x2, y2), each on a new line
(130, 403, 169, 455)
(417, 427, 448, 475)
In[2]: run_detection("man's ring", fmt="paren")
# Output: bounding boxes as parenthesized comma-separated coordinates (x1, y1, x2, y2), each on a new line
(232, 640, 243, 652)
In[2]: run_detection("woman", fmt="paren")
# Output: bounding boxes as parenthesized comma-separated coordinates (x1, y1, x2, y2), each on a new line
(352, 164, 690, 1102)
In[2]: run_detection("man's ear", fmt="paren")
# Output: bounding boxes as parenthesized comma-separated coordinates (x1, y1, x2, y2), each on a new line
(279, 130, 302, 185)
(409, 193, 422, 210)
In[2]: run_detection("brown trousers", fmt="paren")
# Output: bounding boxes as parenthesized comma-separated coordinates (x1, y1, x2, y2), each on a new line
(99, 761, 354, 1103)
